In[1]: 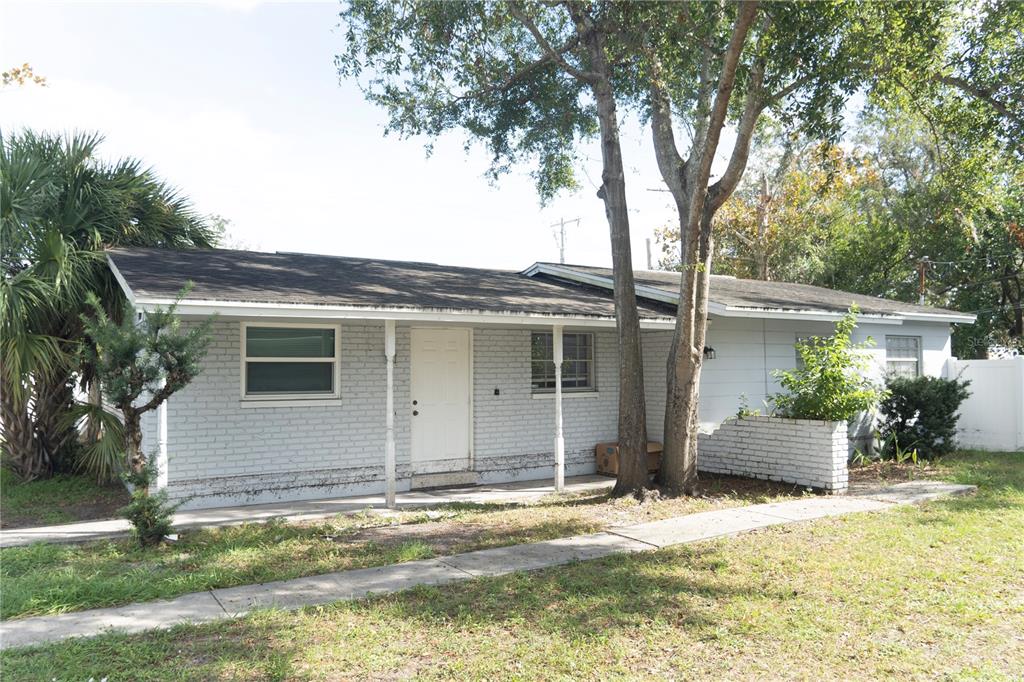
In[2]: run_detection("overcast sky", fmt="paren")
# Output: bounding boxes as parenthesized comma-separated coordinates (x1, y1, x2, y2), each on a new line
(1, 0, 739, 271)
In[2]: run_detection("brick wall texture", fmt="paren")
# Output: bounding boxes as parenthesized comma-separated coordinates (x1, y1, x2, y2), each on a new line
(698, 416, 849, 491)
(152, 320, 853, 508)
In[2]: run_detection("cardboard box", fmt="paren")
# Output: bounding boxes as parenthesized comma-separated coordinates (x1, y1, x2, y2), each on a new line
(595, 441, 663, 476)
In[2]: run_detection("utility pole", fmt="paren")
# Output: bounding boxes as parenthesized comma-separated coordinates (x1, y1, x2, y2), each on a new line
(645, 237, 653, 270)
(551, 217, 580, 264)
(917, 257, 930, 304)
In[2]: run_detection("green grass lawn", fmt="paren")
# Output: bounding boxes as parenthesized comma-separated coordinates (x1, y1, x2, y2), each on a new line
(0, 467, 128, 529)
(2, 450, 1021, 680)
(0, 474, 797, 620)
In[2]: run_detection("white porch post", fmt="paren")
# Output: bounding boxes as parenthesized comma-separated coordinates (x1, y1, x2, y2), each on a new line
(384, 319, 397, 508)
(156, 380, 168, 490)
(553, 324, 564, 492)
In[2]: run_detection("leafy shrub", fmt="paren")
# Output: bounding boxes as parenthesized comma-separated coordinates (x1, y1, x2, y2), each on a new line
(735, 394, 761, 418)
(121, 461, 181, 547)
(879, 375, 971, 458)
(771, 306, 887, 421)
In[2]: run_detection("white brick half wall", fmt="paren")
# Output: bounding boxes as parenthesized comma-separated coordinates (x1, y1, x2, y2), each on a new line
(698, 416, 849, 492)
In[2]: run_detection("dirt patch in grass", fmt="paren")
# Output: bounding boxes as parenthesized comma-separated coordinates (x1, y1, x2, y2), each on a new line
(0, 469, 129, 529)
(848, 459, 949, 492)
(346, 521, 509, 555)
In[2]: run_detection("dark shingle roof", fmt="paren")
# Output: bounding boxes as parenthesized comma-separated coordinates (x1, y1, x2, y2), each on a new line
(107, 248, 676, 319)
(107, 248, 970, 322)
(547, 264, 969, 319)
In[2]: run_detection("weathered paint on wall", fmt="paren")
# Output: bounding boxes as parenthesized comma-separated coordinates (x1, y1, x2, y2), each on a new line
(148, 315, 954, 509)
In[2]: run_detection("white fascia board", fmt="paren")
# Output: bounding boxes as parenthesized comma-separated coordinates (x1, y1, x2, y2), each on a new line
(131, 297, 678, 330)
(523, 261, 975, 326)
(106, 255, 137, 305)
(900, 312, 977, 324)
(715, 306, 904, 325)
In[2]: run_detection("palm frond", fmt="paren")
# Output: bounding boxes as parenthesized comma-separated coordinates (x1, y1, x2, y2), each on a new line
(63, 401, 125, 483)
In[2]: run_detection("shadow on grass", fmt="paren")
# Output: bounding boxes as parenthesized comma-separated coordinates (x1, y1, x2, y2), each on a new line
(1, 544, 780, 681)
(429, 473, 807, 516)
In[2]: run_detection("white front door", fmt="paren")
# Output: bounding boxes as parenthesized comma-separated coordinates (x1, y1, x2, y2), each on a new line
(410, 328, 471, 473)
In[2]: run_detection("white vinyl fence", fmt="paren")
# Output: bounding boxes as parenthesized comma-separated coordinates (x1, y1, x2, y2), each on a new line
(945, 356, 1024, 451)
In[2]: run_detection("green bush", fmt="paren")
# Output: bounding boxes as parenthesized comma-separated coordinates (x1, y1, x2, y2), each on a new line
(771, 306, 888, 421)
(879, 375, 971, 459)
(121, 462, 181, 547)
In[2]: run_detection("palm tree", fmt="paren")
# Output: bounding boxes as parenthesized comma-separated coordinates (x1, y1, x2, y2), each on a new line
(0, 129, 216, 481)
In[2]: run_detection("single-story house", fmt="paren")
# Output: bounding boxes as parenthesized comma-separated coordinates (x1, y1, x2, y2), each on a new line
(106, 248, 975, 509)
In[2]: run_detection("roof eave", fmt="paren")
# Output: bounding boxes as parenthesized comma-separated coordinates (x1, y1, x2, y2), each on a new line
(129, 296, 679, 330)
(523, 262, 976, 325)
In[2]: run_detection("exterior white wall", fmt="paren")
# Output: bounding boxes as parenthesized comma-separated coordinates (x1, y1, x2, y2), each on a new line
(945, 356, 1024, 451)
(158, 320, 412, 508)
(150, 314, 957, 509)
(472, 328, 618, 483)
(154, 321, 620, 508)
(699, 416, 849, 491)
(643, 317, 953, 455)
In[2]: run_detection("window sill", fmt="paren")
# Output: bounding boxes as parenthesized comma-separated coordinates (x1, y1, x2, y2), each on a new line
(240, 398, 342, 409)
(531, 391, 600, 400)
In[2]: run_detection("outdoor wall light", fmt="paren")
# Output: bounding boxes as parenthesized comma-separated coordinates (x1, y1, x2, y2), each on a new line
(703, 346, 716, 360)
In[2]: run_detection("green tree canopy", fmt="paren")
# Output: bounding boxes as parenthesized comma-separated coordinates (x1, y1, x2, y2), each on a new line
(0, 130, 216, 480)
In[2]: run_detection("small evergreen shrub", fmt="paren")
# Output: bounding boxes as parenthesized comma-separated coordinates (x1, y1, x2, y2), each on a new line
(771, 306, 887, 421)
(121, 461, 181, 547)
(879, 375, 971, 459)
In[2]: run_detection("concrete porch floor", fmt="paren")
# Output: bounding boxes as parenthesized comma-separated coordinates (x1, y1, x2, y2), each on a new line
(0, 475, 615, 548)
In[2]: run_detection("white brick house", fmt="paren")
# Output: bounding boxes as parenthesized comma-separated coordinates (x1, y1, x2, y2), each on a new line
(108, 249, 974, 509)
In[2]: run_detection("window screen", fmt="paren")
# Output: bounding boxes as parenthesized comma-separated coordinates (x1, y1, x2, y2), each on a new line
(531, 332, 595, 392)
(885, 335, 921, 378)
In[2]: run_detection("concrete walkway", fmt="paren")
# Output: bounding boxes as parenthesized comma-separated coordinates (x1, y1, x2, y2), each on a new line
(0, 475, 615, 548)
(0, 480, 974, 651)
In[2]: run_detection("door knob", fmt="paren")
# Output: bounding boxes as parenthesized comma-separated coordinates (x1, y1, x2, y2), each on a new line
(413, 410, 419, 416)
(412, 400, 418, 405)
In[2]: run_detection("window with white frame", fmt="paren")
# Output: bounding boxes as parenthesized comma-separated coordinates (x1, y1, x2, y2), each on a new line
(531, 331, 595, 392)
(241, 324, 340, 400)
(885, 335, 921, 378)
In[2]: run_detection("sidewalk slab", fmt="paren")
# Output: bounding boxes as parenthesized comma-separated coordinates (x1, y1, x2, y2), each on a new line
(744, 496, 893, 522)
(853, 481, 976, 505)
(439, 532, 651, 577)
(211, 559, 472, 615)
(0, 475, 614, 548)
(608, 508, 787, 548)
(0, 592, 225, 650)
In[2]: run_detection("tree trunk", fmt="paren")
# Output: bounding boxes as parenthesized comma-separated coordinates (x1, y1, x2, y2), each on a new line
(655, 2, 760, 494)
(123, 408, 146, 477)
(660, 206, 716, 494)
(581, 24, 650, 497)
(31, 375, 77, 473)
(0, 384, 44, 480)
(85, 379, 102, 443)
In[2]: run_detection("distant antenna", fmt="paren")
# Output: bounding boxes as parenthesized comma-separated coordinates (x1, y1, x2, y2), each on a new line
(551, 217, 580, 264)
(645, 238, 653, 270)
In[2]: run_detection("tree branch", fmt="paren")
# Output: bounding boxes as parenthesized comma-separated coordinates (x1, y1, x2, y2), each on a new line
(647, 55, 686, 199)
(507, 3, 600, 84)
(707, 54, 766, 211)
(693, 1, 759, 190)
(934, 74, 1019, 125)
(455, 33, 583, 103)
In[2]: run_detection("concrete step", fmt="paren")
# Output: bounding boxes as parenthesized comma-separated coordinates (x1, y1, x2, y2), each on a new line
(410, 471, 479, 490)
